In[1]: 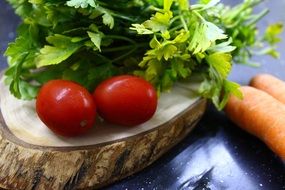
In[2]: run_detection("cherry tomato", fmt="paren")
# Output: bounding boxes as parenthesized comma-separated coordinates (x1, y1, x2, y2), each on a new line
(93, 75, 157, 126)
(36, 80, 96, 137)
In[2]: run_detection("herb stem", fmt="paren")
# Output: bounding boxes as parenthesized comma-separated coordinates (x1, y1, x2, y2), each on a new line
(180, 15, 188, 31)
(111, 12, 135, 22)
(149, 6, 163, 12)
(190, 4, 204, 10)
(102, 43, 148, 53)
(111, 46, 138, 63)
(246, 9, 269, 26)
(193, 10, 206, 22)
(105, 35, 136, 44)
(169, 24, 183, 32)
(93, 52, 112, 63)
(102, 45, 134, 52)
(169, 15, 181, 26)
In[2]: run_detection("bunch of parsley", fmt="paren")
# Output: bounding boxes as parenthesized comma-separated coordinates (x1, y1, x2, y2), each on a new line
(4, 0, 282, 109)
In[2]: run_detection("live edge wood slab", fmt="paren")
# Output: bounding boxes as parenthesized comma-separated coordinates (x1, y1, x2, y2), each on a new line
(0, 73, 207, 190)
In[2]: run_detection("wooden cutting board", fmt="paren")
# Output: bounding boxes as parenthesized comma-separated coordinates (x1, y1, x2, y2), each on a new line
(0, 73, 207, 190)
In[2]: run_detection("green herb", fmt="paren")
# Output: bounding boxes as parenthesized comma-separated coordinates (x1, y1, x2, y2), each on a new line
(4, 0, 283, 109)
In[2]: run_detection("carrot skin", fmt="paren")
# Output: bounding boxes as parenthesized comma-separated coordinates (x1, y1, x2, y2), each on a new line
(250, 74, 285, 104)
(225, 86, 285, 160)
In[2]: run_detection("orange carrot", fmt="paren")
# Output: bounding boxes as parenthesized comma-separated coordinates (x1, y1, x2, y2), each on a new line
(250, 74, 285, 104)
(225, 86, 285, 160)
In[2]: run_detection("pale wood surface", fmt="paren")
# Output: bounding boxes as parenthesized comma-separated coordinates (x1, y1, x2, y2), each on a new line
(0, 74, 207, 189)
(0, 76, 201, 147)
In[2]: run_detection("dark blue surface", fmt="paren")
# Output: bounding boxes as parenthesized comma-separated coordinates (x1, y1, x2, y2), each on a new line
(0, 1, 284, 190)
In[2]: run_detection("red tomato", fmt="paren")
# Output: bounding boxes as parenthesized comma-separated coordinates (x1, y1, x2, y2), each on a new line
(36, 80, 96, 137)
(93, 75, 157, 126)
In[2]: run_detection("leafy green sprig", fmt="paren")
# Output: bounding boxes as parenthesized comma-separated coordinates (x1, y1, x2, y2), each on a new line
(4, 0, 283, 110)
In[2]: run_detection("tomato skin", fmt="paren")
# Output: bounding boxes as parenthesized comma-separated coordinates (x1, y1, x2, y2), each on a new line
(36, 80, 96, 137)
(93, 75, 157, 126)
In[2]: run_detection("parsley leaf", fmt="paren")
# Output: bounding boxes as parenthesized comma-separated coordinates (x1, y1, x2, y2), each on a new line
(263, 23, 283, 45)
(66, 0, 96, 8)
(37, 35, 84, 67)
(206, 53, 232, 79)
(4, 0, 283, 110)
(87, 31, 103, 51)
(131, 11, 173, 34)
(188, 21, 227, 54)
(102, 12, 114, 29)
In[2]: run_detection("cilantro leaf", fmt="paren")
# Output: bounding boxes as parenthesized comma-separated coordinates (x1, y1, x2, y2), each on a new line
(171, 59, 191, 79)
(219, 80, 243, 109)
(66, 0, 96, 8)
(142, 11, 173, 33)
(150, 35, 161, 48)
(208, 38, 236, 53)
(177, 0, 189, 10)
(130, 24, 154, 34)
(87, 31, 103, 51)
(4, 0, 282, 110)
(188, 21, 227, 54)
(163, 0, 173, 11)
(201, 0, 220, 10)
(206, 53, 232, 79)
(263, 23, 283, 45)
(102, 12, 115, 29)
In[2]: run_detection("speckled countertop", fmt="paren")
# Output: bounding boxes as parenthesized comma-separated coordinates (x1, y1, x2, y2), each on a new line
(0, 0, 284, 190)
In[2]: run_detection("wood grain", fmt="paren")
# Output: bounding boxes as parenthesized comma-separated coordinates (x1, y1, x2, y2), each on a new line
(0, 73, 207, 189)
(0, 76, 203, 147)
